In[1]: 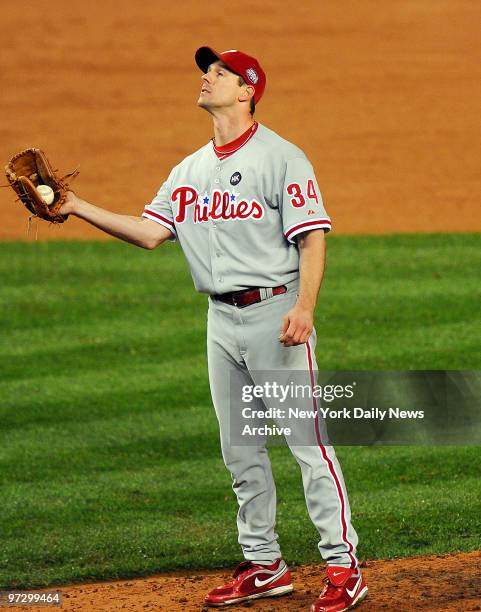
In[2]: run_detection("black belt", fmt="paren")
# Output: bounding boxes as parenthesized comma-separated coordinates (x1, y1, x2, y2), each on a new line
(212, 285, 287, 308)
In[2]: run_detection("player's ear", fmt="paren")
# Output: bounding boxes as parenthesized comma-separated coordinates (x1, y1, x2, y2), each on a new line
(238, 85, 255, 102)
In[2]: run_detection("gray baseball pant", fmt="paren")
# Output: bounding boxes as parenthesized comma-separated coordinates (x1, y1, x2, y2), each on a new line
(207, 281, 359, 568)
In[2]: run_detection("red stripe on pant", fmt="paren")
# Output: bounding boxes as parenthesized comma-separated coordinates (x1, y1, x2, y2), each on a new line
(306, 338, 358, 569)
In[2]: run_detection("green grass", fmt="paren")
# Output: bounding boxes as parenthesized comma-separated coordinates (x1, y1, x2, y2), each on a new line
(0, 234, 480, 588)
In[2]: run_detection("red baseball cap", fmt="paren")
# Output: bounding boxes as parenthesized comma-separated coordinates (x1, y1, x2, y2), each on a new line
(195, 47, 266, 104)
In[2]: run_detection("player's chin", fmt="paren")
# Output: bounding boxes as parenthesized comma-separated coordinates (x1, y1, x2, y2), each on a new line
(197, 96, 211, 109)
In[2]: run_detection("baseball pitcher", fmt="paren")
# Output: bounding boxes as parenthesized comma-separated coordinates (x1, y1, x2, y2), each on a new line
(56, 47, 368, 612)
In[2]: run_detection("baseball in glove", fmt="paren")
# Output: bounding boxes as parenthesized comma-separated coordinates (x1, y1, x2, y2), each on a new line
(4, 148, 78, 223)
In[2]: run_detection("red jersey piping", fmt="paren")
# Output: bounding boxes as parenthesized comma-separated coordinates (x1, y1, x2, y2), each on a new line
(212, 122, 258, 160)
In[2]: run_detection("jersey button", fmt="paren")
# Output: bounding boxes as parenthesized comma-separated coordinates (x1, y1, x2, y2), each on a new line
(218, 276, 223, 283)
(215, 166, 221, 171)
(214, 178, 220, 184)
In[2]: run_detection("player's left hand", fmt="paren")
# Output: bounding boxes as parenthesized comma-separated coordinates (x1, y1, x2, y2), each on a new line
(279, 304, 314, 347)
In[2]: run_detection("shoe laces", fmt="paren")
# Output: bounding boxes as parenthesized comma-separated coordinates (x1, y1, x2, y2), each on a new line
(229, 560, 255, 585)
(319, 576, 342, 600)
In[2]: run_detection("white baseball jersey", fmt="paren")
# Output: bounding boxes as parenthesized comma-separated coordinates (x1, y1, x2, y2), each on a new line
(142, 122, 331, 294)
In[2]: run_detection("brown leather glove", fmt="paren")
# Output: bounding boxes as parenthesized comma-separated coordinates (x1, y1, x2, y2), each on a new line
(5, 148, 78, 223)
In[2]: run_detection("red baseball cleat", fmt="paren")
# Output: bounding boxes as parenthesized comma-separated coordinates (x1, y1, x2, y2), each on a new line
(310, 565, 368, 612)
(205, 559, 293, 607)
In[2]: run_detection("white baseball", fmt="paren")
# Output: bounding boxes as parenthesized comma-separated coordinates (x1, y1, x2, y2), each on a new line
(36, 184, 55, 206)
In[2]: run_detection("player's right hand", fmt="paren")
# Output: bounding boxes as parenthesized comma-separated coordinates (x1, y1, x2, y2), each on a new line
(59, 190, 80, 216)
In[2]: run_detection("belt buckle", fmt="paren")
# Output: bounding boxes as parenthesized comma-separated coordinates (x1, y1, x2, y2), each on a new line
(232, 289, 252, 308)
(232, 292, 244, 308)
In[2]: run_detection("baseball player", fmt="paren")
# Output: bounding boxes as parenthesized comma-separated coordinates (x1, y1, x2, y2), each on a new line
(60, 47, 368, 612)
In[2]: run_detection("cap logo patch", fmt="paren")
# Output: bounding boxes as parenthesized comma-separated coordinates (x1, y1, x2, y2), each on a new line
(246, 68, 259, 84)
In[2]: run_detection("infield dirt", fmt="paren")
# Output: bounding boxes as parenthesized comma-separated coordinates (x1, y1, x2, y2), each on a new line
(9, 551, 481, 611)
(1, 0, 480, 239)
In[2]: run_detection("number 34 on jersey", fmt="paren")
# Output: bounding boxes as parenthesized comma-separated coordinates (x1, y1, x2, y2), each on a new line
(286, 179, 320, 209)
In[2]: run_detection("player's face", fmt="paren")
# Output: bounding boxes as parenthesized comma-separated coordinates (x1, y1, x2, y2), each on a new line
(197, 61, 243, 111)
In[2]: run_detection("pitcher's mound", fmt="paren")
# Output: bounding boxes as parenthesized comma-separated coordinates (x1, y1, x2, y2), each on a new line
(11, 551, 481, 611)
